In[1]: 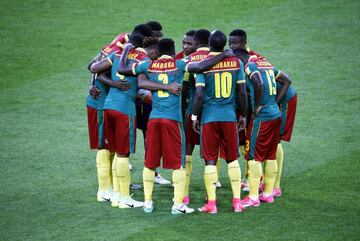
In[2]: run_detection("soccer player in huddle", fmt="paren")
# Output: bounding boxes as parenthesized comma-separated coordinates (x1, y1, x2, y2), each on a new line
(230, 29, 296, 197)
(175, 30, 196, 59)
(234, 48, 291, 207)
(136, 21, 172, 185)
(180, 29, 212, 205)
(191, 30, 247, 213)
(274, 81, 297, 197)
(90, 33, 180, 209)
(121, 39, 194, 214)
(86, 24, 153, 202)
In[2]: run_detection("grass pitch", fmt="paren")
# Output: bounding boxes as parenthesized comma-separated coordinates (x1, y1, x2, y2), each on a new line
(0, 0, 359, 240)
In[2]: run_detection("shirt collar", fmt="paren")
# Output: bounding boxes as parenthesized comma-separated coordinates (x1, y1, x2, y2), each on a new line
(158, 55, 173, 60)
(196, 47, 210, 52)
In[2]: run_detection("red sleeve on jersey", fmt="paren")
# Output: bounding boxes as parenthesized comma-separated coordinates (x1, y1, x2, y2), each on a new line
(175, 51, 184, 60)
(249, 50, 263, 58)
(101, 33, 129, 55)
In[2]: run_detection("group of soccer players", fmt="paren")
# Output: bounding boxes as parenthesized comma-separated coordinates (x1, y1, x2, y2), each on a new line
(86, 21, 297, 214)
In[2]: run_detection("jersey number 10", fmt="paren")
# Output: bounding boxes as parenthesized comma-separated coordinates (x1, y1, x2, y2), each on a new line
(214, 72, 232, 98)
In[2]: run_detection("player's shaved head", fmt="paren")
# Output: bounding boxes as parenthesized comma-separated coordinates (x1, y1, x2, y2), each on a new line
(158, 38, 175, 57)
(209, 30, 227, 52)
(229, 29, 247, 50)
(194, 29, 210, 48)
(129, 33, 145, 48)
(133, 24, 153, 37)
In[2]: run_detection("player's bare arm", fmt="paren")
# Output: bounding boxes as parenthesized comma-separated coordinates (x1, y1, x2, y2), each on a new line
(191, 86, 204, 133)
(97, 71, 130, 91)
(250, 72, 264, 116)
(137, 73, 182, 96)
(89, 57, 112, 73)
(275, 72, 292, 103)
(117, 43, 135, 75)
(89, 74, 101, 99)
(87, 53, 102, 71)
(186, 49, 232, 73)
(237, 82, 247, 131)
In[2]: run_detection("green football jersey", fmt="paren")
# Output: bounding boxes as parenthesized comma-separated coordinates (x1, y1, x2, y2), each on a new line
(103, 48, 149, 116)
(134, 55, 187, 122)
(195, 53, 245, 124)
(245, 56, 281, 121)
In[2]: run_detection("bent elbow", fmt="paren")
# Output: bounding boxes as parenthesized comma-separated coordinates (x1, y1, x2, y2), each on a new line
(89, 65, 98, 74)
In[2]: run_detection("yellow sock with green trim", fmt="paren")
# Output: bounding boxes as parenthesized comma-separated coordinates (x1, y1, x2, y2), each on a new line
(143, 167, 155, 202)
(184, 155, 192, 197)
(111, 155, 120, 193)
(227, 160, 241, 199)
(216, 158, 221, 176)
(240, 145, 246, 159)
(116, 157, 130, 197)
(274, 144, 284, 189)
(172, 169, 186, 205)
(264, 159, 278, 194)
(96, 149, 111, 191)
(248, 160, 262, 198)
(204, 165, 218, 202)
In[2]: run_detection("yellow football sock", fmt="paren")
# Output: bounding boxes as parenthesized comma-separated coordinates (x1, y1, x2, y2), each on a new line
(248, 160, 262, 198)
(143, 167, 155, 202)
(264, 159, 278, 194)
(109, 152, 114, 187)
(184, 155, 192, 197)
(240, 145, 246, 159)
(216, 158, 221, 181)
(227, 160, 241, 199)
(117, 157, 130, 197)
(274, 144, 284, 189)
(111, 155, 120, 193)
(172, 169, 186, 205)
(96, 149, 112, 191)
(204, 165, 218, 202)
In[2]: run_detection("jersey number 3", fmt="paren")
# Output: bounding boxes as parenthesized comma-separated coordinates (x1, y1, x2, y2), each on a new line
(158, 73, 169, 98)
(214, 72, 232, 98)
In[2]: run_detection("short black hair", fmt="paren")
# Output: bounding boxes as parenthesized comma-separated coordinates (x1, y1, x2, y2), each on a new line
(158, 38, 175, 56)
(129, 33, 145, 48)
(229, 29, 247, 40)
(185, 30, 196, 37)
(146, 21, 162, 31)
(143, 37, 159, 49)
(133, 24, 153, 37)
(209, 30, 227, 52)
(194, 29, 210, 46)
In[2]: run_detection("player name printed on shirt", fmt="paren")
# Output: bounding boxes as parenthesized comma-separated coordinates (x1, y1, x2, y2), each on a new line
(190, 54, 208, 61)
(149, 59, 177, 72)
